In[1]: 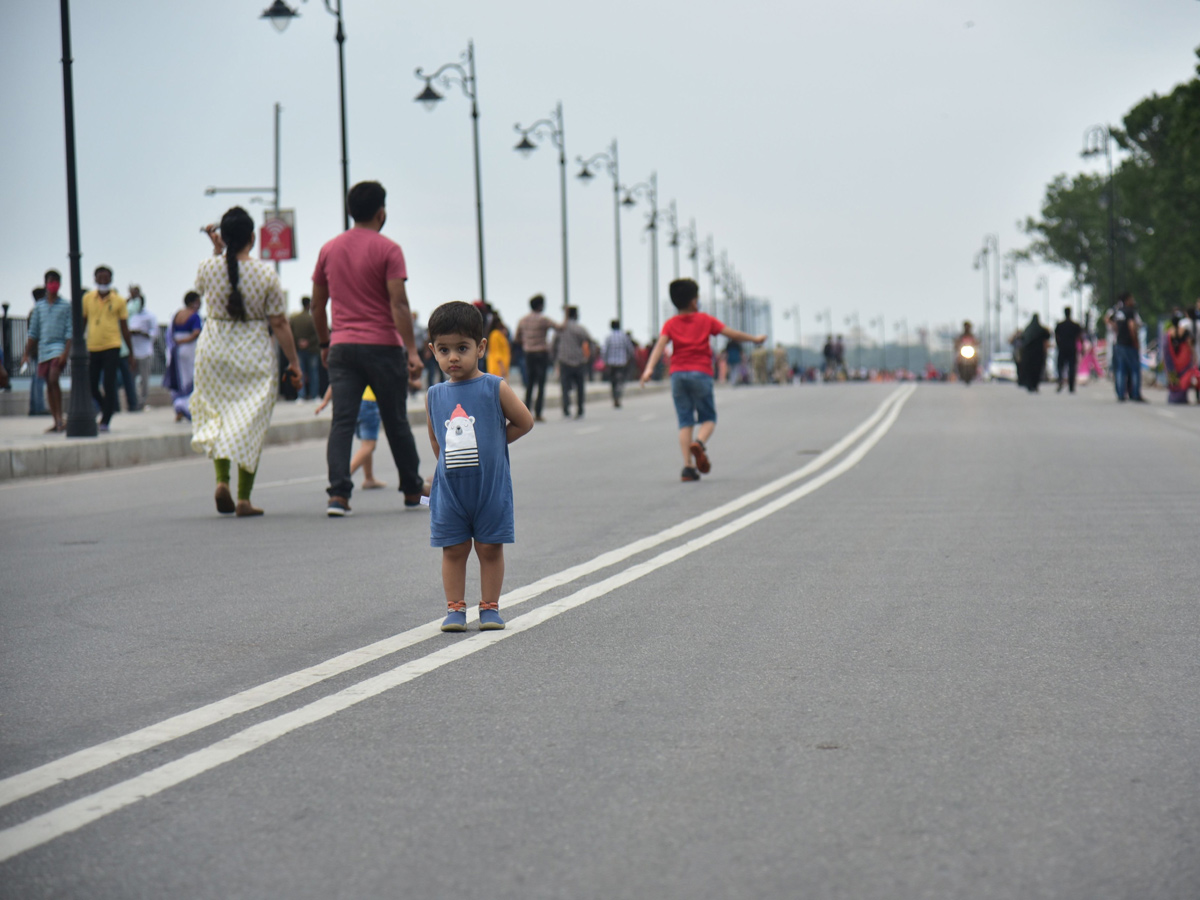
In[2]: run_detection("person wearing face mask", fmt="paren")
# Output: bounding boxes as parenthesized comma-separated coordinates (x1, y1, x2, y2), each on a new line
(81, 265, 134, 432)
(126, 285, 158, 409)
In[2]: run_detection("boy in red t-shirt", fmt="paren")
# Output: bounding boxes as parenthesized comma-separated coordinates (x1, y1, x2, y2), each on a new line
(640, 278, 766, 481)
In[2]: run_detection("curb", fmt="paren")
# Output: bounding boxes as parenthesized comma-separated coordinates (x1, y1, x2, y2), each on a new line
(1, 381, 664, 481)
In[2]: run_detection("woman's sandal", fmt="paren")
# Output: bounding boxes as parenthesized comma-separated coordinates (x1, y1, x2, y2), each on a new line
(214, 483, 236, 514)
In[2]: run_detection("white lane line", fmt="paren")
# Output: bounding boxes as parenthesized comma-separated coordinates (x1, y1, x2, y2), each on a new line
(0, 386, 915, 863)
(574, 426, 603, 436)
(0, 387, 910, 811)
(637, 413, 656, 422)
(254, 475, 326, 490)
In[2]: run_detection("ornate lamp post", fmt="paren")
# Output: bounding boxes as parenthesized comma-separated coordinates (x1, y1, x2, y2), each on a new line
(622, 173, 661, 335)
(704, 236, 717, 314)
(784, 306, 803, 374)
(662, 200, 680, 281)
(204, 103, 283, 274)
(1035, 274, 1051, 324)
(844, 312, 862, 371)
(415, 40, 488, 303)
(514, 102, 569, 309)
(683, 217, 700, 283)
(1003, 257, 1019, 336)
(577, 141, 623, 325)
(869, 316, 886, 370)
(1083, 124, 1117, 311)
(260, 0, 350, 232)
(894, 318, 910, 375)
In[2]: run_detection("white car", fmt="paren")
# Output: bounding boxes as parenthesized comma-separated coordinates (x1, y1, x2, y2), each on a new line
(986, 352, 1017, 382)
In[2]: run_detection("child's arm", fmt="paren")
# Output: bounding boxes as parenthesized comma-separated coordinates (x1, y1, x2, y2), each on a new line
(721, 325, 767, 346)
(498, 380, 534, 443)
(313, 385, 333, 415)
(425, 394, 440, 459)
(640, 333, 670, 385)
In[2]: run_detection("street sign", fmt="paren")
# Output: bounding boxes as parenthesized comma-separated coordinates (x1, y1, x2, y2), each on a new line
(261, 209, 296, 261)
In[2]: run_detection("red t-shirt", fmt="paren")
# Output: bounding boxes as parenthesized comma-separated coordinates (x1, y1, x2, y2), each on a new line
(662, 312, 725, 373)
(312, 228, 408, 346)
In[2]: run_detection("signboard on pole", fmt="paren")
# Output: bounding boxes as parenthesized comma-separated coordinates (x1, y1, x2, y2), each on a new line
(260, 209, 296, 261)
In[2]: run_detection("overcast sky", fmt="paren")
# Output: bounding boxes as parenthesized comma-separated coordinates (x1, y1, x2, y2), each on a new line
(2, 1, 1197, 348)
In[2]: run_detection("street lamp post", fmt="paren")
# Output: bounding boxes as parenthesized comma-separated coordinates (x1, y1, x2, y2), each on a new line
(784, 306, 802, 375)
(261, 0, 350, 232)
(416, 40, 487, 303)
(577, 141, 623, 325)
(704, 236, 717, 316)
(59, 0, 95, 437)
(1003, 257, 1019, 335)
(683, 218, 699, 283)
(1083, 124, 1117, 311)
(894, 318, 910, 375)
(844, 312, 861, 371)
(514, 102, 569, 309)
(869, 316, 886, 370)
(622, 173, 660, 335)
(204, 102, 283, 274)
(1035, 274, 1051, 323)
(662, 200, 680, 281)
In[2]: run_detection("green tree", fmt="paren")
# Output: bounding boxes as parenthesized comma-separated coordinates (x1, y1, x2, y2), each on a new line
(1023, 48, 1200, 323)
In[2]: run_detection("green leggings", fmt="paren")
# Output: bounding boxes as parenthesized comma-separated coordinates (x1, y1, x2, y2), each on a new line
(214, 459, 257, 501)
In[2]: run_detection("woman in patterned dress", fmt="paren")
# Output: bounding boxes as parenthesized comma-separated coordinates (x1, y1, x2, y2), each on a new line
(191, 207, 301, 516)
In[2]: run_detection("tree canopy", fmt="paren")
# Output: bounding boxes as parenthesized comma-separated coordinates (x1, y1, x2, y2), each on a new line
(1022, 48, 1200, 321)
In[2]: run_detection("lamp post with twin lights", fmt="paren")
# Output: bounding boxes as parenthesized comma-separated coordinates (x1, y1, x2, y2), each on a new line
(415, 41, 488, 303)
(622, 173, 661, 335)
(514, 102, 569, 309)
(577, 141, 624, 325)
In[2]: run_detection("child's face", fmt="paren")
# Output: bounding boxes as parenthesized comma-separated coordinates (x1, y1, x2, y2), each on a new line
(430, 332, 486, 381)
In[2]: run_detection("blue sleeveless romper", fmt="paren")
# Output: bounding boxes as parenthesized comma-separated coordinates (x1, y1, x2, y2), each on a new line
(427, 374, 514, 547)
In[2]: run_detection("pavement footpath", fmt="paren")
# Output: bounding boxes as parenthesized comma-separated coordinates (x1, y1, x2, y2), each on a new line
(0, 379, 660, 481)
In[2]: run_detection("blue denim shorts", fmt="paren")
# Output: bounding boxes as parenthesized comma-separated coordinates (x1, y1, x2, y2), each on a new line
(355, 399, 380, 441)
(670, 371, 716, 429)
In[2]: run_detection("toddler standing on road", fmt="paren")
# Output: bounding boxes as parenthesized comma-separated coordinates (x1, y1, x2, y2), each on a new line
(425, 302, 534, 632)
(641, 278, 766, 481)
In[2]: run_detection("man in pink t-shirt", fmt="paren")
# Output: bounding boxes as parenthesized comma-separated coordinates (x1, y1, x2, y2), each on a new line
(640, 278, 765, 482)
(312, 180, 425, 516)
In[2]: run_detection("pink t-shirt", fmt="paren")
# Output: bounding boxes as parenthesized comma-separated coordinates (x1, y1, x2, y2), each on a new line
(312, 228, 408, 346)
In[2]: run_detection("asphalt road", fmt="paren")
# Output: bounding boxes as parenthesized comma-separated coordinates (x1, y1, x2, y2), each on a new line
(0, 381, 1197, 899)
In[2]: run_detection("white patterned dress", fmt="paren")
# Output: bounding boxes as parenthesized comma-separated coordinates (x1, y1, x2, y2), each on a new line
(190, 256, 287, 473)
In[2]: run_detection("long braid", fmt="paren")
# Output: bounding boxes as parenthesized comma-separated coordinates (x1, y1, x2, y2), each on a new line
(219, 207, 253, 322)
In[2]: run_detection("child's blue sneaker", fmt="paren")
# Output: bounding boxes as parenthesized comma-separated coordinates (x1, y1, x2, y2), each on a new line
(440, 610, 467, 632)
(478, 609, 506, 631)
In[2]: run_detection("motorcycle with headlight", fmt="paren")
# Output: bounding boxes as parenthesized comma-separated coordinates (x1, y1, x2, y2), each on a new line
(956, 336, 979, 384)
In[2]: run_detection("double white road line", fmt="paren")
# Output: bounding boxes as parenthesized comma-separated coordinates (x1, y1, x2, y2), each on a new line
(0, 384, 916, 863)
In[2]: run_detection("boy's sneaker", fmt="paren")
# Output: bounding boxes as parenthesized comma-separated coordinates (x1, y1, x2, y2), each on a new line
(681, 467, 701, 482)
(479, 608, 506, 630)
(689, 440, 711, 474)
(326, 497, 352, 517)
(441, 610, 467, 632)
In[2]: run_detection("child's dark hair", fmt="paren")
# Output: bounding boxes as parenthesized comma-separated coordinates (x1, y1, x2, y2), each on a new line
(220, 206, 254, 321)
(669, 278, 699, 310)
(427, 301, 484, 343)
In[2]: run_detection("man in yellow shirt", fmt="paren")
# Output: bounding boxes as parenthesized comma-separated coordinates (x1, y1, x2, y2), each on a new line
(82, 264, 135, 432)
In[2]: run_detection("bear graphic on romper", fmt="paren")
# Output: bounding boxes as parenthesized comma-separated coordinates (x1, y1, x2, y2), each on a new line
(443, 404, 480, 469)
